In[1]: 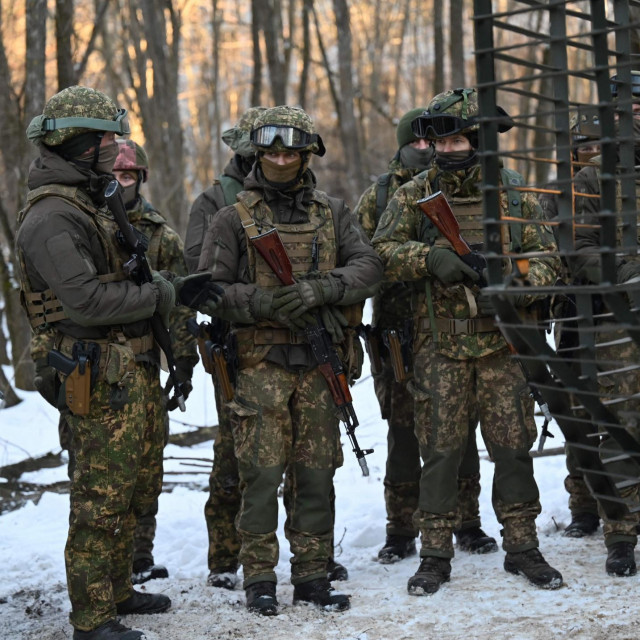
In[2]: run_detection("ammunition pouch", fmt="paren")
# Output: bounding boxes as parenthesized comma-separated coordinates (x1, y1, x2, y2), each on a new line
(381, 320, 414, 383)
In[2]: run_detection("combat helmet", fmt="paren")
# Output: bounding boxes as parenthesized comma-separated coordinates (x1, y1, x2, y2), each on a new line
(250, 105, 326, 157)
(222, 106, 268, 157)
(114, 139, 149, 182)
(26, 85, 129, 147)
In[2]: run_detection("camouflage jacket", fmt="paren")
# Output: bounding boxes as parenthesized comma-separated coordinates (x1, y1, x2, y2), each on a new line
(184, 155, 252, 273)
(127, 197, 197, 363)
(354, 156, 423, 329)
(372, 164, 560, 360)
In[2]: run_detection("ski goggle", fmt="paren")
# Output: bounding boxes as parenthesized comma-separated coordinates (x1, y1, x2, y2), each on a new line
(610, 74, 640, 98)
(250, 125, 318, 149)
(411, 114, 475, 139)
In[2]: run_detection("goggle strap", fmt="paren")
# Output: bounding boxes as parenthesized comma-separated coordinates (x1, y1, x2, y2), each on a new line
(40, 109, 129, 135)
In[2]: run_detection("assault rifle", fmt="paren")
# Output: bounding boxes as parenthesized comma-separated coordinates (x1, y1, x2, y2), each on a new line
(250, 227, 374, 476)
(417, 190, 554, 449)
(104, 179, 188, 412)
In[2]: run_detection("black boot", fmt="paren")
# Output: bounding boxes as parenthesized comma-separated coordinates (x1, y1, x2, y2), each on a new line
(116, 590, 171, 615)
(455, 526, 498, 554)
(73, 620, 144, 640)
(504, 548, 563, 589)
(207, 567, 239, 590)
(131, 557, 169, 584)
(563, 513, 600, 538)
(293, 578, 351, 611)
(327, 559, 349, 581)
(605, 542, 637, 576)
(407, 556, 451, 595)
(377, 535, 417, 564)
(245, 581, 278, 616)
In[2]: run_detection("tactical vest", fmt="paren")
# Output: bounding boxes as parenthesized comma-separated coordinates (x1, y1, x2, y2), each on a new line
(17, 184, 154, 371)
(415, 167, 525, 340)
(232, 188, 338, 367)
(128, 200, 167, 270)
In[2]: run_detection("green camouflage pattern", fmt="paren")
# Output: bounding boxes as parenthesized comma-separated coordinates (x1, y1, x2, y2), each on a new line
(230, 360, 343, 586)
(203, 379, 241, 572)
(64, 365, 165, 631)
(251, 105, 322, 155)
(40, 85, 119, 146)
(222, 106, 268, 156)
(372, 166, 560, 360)
(114, 139, 149, 180)
(411, 345, 541, 557)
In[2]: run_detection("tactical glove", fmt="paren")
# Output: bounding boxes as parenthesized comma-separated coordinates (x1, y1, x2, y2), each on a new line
(272, 275, 345, 319)
(165, 357, 195, 411)
(250, 287, 315, 331)
(152, 272, 176, 327)
(426, 247, 479, 284)
(320, 305, 349, 344)
(173, 272, 224, 314)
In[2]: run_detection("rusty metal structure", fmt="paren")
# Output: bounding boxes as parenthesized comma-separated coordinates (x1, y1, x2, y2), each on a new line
(473, 0, 640, 519)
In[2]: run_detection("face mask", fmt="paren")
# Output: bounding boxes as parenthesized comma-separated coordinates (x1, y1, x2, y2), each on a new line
(94, 141, 119, 174)
(121, 182, 138, 207)
(260, 156, 303, 185)
(399, 145, 434, 171)
(434, 149, 478, 170)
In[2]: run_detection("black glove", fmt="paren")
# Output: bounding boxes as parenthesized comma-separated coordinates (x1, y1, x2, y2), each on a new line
(250, 288, 316, 331)
(426, 247, 479, 284)
(320, 305, 349, 343)
(165, 357, 194, 411)
(174, 273, 224, 313)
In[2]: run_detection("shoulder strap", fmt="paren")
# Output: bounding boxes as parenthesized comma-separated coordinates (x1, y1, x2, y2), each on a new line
(375, 172, 391, 223)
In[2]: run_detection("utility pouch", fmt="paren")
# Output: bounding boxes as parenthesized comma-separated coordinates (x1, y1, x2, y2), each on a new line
(382, 329, 406, 383)
(66, 341, 100, 416)
(104, 341, 136, 386)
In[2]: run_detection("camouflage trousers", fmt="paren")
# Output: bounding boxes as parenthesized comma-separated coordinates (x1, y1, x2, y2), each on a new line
(411, 344, 541, 558)
(203, 374, 241, 573)
(595, 335, 640, 545)
(59, 400, 169, 565)
(230, 361, 343, 587)
(64, 364, 165, 631)
(373, 359, 483, 537)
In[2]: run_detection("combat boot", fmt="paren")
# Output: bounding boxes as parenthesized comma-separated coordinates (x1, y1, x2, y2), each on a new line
(327, 558, 349, 581)
(563, 512, 599, 538)
(207, 568, 239, 590)
(293, 577, 351, 611)
(245, 581, 278, 616)
(377, 534, 417, 564)
(455, 526, 499, 554)
(605, 542, 637, 576)
(504, 548, 563, 589)
(407, 556, 451, 595)
(131, 557, 169, 584)
(116, 590, 171, 615)
(73, 620, 144, 640)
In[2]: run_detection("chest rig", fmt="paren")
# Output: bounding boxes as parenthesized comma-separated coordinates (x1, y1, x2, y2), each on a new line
(17, 184, 130, 330)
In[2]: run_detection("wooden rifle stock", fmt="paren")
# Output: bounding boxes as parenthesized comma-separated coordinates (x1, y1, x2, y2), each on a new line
(250, 226, 373, 476)
(417, 191, 472, 256)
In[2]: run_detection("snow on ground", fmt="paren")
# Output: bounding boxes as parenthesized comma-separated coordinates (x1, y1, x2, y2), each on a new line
(2, 347, 640, 640)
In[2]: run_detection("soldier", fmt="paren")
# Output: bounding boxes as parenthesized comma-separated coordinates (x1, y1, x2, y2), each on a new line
(198, 105, 382, 615)
(539, 110, 602, 539)
(568, 71, 640, 576)
(16, 85, 220, 640)
(189, 106, 348, 588)
(355, 107, 497, 562)
(372, 88, 563, 595)
(112, 138, 198, 583)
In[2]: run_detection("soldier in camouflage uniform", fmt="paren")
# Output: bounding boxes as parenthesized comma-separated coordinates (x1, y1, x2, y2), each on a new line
(568, 72, 640, 576)
(15, 86, 220, 640)
(372, 88, 563, 595)
(539, 111, 602, 539)
(355, 108, 498, 563)
(112, 139, 198, 583)
(198, 105, 382, 615)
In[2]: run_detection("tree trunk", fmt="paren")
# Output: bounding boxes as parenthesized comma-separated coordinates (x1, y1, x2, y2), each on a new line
(251, 0, 263, 106)
(332, 0, 366, 197)
(433, 0, 444, 94)
(0, 365, 22, 408)
(55, 0, 75, 89)
(449, 0, 465, 88)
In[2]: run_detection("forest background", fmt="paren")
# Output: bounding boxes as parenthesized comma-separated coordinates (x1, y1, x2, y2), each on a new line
(1, 0, 639, 403)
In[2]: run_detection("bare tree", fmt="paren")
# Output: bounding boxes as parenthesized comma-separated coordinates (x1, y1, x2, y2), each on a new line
(433, 0, 444, 94)
(449, 0, 466, 88)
